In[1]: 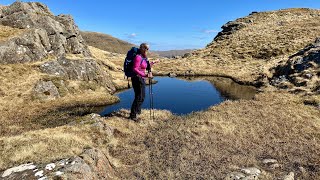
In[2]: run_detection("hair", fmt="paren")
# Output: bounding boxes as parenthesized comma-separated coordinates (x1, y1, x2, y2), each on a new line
(140, 43, 149, 50)
(139, 43, 149, 58)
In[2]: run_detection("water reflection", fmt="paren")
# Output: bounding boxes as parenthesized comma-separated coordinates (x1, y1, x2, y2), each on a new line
(99, 77, 257, 116)
(180, 77, 257, 100)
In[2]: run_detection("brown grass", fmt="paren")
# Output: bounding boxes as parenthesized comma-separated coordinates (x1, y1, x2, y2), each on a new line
(0, 124, 109, 170)
(103, 92, 320, 179)
(0, 25, 25, 42)
(0, 60, 119, 137)
(0, 89, 118, 136)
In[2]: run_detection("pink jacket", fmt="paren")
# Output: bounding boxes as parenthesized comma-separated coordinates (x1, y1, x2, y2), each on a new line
(133, 55, 154, 78)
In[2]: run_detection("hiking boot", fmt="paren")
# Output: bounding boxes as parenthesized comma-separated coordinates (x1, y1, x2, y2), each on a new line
(129, 116, 139, 122)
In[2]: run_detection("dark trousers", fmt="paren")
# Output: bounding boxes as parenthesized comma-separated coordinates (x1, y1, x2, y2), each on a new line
(130, 76, 145, 118)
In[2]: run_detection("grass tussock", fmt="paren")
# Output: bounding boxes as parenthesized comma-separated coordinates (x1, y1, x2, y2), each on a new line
(103, 92, 320, 179)
(0, 25, 25, 42)
(0, 63, 44, 107)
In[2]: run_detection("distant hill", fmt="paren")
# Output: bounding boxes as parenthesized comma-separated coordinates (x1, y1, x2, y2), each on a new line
(152, 49, 195, 58)
(80, 31, 135, 54)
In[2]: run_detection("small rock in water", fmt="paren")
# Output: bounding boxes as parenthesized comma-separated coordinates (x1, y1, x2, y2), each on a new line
(35, 170, 44, 177)
(283, 172, 294, 180)
(45, 163, 56, 171)
(168, 72, 177, 77)
(2, 163, 37, 177)
(241, 167, 261, 175)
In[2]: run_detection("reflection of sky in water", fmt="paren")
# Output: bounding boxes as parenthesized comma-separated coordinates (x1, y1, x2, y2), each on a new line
(99, 77, 226, 116)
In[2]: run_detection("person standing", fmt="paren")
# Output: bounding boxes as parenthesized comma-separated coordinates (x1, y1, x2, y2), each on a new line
(129, 43, 159, 121)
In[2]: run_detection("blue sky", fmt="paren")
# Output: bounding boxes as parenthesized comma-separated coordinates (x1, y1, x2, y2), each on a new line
(1, 0, 320, 50)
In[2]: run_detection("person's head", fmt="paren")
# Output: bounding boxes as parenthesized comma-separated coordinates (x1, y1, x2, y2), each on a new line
(139, 43, 149, 58)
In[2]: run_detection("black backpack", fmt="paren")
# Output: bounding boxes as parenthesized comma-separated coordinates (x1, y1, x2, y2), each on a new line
(123, 47, 151, 78)
(123, 47, 139, 77)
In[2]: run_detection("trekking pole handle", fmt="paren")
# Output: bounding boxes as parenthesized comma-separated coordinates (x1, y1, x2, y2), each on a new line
(147, 72, 153, 79)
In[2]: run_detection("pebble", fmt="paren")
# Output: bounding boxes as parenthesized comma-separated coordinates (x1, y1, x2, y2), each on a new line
(299, 166, 306, 174)
(35, 170, 44, 177)
(55, 171, 64, 176)
(283, 172, 294, 180)
(225, 172, 246, 179)
(241, 167, 261, 175)
(305, 73, 313, 79)
(269, 163, 280, 169)
(242, 174, 258, 180)
(262, 159, 278, 164)
(45, 163, 56, 171)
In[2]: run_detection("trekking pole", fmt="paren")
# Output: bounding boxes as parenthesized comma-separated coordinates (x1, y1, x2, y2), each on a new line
(150, 78, 154, 120)
(149, 77, 152, 120)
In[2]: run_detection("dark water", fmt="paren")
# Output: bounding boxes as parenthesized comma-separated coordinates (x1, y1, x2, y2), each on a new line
(99, 77, 256, 116)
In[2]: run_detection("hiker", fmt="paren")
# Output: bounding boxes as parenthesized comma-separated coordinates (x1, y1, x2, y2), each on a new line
(129, 43, 159, 121)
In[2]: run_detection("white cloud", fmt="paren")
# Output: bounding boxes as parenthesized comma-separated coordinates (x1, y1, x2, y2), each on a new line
(128, 33, 137, 38)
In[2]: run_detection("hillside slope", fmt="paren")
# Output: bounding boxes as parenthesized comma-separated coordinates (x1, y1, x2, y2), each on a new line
(80, 31, 135, 54)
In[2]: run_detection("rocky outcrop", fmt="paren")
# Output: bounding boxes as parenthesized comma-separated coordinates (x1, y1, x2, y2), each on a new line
(271, 37, 320, 94)
(214, 21, 247, 41)
(32, 57, 116, 98)
(0, 2, 91, 64)
(1, 148, 116, 180)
